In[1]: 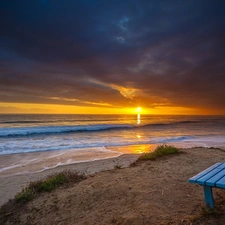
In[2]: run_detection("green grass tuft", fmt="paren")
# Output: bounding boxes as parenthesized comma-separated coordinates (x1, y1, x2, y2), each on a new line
(31, 173, 67, 192)
(15, 170, 86, 203)
(15, 188, 35, 203)
(138, 144, 179, 161)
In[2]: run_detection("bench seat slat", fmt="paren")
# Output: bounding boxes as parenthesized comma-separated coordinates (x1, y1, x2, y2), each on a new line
(197, 164, 225, 185)
(216, 176, 225, 188)
(189, 162, 222, 183)
(206, 168, 225, 186)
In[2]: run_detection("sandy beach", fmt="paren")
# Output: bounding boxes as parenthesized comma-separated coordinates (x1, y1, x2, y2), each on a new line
(0, 152, 139, 207)
(0, 144, 155, 206)
(1, 147, 225, 224)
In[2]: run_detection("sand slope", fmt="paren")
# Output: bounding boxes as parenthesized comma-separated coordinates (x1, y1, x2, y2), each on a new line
(2, 147, 225, 225)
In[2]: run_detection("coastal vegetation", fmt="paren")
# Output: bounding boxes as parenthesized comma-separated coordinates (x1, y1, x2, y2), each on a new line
(15, 170, 86, 203)
(138, 144, 179, 160)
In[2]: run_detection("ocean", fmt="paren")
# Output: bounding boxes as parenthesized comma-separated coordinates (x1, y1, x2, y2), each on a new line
(0, 114, 225, 175)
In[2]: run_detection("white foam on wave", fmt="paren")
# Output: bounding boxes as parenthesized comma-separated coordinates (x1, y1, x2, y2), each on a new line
(0, 124, 134, 137)
(0, 164, 20, 173)
(1, 134, 225, 155)
(162, 135, 225, 149)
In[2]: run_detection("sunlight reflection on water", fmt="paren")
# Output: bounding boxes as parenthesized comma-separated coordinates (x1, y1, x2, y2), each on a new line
(137, 114, 141, 124)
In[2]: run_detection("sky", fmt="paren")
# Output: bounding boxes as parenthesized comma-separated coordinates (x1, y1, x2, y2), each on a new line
(0, 0, 225, 114)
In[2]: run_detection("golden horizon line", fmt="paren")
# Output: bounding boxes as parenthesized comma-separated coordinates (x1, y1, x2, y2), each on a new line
(0, 102, 224, 115)
(0, 112, 224, 116)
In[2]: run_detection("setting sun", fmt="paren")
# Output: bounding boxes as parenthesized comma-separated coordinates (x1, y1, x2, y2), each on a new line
(137, 107, 141, 113)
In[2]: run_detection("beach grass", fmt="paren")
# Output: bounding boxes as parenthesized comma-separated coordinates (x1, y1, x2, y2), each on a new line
(0, 170, 86, 225)
(15, 170, 86, 203)
(138, 144, 179, 161)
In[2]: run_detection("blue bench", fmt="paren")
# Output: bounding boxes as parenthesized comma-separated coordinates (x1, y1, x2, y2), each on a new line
(189, 162, 225, 208)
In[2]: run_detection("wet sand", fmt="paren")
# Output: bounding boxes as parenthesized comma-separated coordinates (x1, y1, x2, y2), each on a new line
(0, 144, 154, 177)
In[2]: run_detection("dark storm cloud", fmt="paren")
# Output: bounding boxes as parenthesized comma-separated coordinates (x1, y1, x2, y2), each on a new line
(0, 0, 225, 112)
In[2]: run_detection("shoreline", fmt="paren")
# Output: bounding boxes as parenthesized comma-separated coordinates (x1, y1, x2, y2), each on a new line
(1, 142, 225, 178)
(0, 144, 155, 177)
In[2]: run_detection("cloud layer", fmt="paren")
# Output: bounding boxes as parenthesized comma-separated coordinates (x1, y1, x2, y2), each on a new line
(1, 0, 225, 113)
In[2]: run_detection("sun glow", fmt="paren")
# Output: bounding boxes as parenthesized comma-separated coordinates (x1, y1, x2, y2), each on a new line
(0, 102, 213, 115)
(0, 102, 137, 114)
(137, 107, 141, 113)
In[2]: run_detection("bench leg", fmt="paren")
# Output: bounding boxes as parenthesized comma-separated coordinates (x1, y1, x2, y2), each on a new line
(203, 185, 214, 208)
